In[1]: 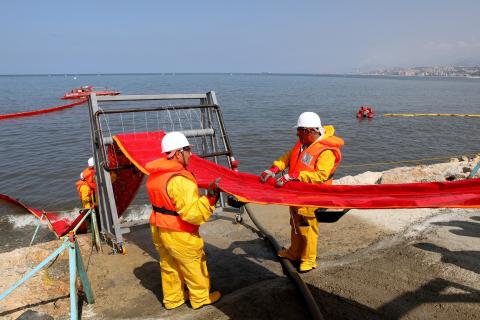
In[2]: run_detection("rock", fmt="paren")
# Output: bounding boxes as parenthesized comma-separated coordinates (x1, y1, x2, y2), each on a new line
(379, 160, 470, 184)
(334, 171, 382, 185)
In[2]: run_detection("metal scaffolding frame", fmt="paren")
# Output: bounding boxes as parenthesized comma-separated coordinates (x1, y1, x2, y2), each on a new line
(87, 91, 241, 253)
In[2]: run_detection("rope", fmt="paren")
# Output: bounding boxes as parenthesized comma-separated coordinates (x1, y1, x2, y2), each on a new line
(342, 152, 480, 168)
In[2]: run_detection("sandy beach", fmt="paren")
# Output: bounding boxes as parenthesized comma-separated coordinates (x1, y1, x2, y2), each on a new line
(1, 158, 479, 319)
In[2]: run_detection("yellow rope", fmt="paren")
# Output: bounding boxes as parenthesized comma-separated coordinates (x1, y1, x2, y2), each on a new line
(384, 113, 480, 117)
(342, 152, 480, 168)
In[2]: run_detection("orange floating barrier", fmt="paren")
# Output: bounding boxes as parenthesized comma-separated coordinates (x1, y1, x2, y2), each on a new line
(0, 98, 87, 120)
(112, 131, 480, 210)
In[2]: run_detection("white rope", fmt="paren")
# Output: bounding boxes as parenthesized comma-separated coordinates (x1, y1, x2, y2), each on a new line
(98, 106, 119, 166)
(120, 113, 125, 135)
(166, 106, 175, 131)
(144, 111, 149, 136)
(132, 112, 136, 139)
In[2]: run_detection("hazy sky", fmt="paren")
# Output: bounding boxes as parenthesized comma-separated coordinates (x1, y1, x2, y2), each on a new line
(1, 1, 478, 74)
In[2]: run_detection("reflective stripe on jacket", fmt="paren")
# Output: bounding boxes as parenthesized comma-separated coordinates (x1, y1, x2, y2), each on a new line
(288, 136, 343, 185)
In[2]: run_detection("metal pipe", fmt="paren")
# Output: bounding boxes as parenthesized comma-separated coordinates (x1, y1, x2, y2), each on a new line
(91, 210, 102, 252)
(197, 150, 231, 159)
(29, 212, 45, 246)
(213, 107, 234, 168)
(68, 241, 78, 320)
(95, 104, 215, 115)
(468, 161, 480, 179)
(244, 204, 324, 320)
(70, 210, 92, 234)
(181, 128, 215, 138)
(97, 93, 208, 102)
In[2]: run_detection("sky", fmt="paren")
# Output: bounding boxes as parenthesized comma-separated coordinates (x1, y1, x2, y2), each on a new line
(1, 0, 479, 74)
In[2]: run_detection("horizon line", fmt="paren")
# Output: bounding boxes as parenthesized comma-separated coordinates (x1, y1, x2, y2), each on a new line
(0, 72, 352, 77)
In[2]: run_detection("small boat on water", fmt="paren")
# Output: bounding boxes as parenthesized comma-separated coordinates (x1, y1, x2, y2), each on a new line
(62, 85, 120, 99)
(356, 105, 375, 119)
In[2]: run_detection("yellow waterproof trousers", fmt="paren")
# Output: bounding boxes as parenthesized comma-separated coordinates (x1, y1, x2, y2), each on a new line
(281, 208, 319, 270)
(150, 225, 211, 309)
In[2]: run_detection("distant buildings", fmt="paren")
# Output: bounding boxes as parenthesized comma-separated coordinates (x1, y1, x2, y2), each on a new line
(364, 66, 480, 77)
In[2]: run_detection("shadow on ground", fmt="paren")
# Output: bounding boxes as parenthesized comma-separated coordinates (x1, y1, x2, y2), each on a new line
(414, 242, 480, 274)
(378, 277, 480, 319)
(431, 215, 480, 238)
(126, 223, 397, 319)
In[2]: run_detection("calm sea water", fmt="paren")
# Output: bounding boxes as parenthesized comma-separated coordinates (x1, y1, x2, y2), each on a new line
(1, 74, 479, 251)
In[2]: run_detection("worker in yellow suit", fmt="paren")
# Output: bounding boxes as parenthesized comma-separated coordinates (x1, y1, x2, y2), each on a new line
(146, 131, 221, 310)
(259, 112, 344, 272)
(76, 157, 96, 209)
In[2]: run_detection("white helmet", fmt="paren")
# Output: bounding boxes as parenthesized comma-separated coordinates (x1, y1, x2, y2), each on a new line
(88, 157, 94, 167)
(161, 132, 190, 157)
(296, 112, 322, 128)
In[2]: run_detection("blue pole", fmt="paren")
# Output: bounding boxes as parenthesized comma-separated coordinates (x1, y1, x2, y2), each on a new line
(68, 240, 78, 320)
(469, 161, 480, 179)
(75, 241, 94, 304)
(91, 210, 102, 252)
(71, 210, 91, 234)
(0, 240, 68, 302)
(29, 213, 45, 246)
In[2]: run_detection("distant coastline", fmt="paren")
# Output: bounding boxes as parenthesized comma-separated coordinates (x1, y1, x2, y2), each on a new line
(1, 70, 480, 79)
(362, 65, 480, 78)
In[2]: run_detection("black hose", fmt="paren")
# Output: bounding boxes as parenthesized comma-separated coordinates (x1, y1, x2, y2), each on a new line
(244, 204, 324, 320)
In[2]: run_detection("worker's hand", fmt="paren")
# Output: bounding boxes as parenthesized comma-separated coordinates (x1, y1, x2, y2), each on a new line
(275, 173, 298, 188)
(259, 166, 280, 183)
(207, 178, 221, 206)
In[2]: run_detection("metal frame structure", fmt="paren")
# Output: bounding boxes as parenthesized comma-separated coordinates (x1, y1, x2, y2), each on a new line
(87, 91, 241, 253)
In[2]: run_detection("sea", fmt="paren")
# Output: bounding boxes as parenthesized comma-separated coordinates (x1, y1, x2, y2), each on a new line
(1, 73, 479, 252)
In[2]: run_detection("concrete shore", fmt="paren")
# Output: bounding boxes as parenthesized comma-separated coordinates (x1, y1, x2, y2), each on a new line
(1, 156, 479, 319)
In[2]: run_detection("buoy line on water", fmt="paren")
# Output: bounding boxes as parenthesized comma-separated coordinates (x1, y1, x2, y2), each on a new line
(342, 151, 480, 168)
(384, 113, 480, 117)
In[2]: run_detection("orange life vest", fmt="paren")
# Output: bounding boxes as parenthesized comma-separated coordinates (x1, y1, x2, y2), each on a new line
(76, 179, 92, 198)
(81, 167, 96, 191)
(146, 159, 199, 233)
(288, 135, 344, 185)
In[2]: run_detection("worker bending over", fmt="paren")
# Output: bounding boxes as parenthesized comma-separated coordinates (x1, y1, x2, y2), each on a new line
(76, 157, 97, 209)
(260, 112, 344, 272)
(146, 131, 221, 310)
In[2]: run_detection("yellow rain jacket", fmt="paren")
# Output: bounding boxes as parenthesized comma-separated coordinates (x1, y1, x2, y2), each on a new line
(146, 158, 214, 228)
(272, 125, 343, 217)
(76, 180, 94, 209)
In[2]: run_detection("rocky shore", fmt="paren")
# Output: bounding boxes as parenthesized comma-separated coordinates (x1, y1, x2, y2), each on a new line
(1, 156, 479, 319)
